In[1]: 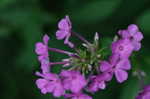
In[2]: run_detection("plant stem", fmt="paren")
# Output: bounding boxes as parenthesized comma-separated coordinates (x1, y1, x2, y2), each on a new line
(48, 47, 71, 55)
(72, 31, 91, 45)
(50, 61, 69, 65)
(48, 47, 79, 58)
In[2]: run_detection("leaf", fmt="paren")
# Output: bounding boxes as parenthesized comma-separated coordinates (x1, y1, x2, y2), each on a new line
(119, 77, 139, 99)
(0, 0, 15, 8)
(1, 71, 18, 99)
(71, 0, 121, 24)
(0, 8, 56, 70)
(16, 24, 42, 70)
(120, 51, 150, 99)
(0, 26, 12, 37)
(137, 10, 150, 32)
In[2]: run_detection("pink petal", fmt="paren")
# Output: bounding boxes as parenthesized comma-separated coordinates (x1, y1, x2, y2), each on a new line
(65, 16, 72, 28)
(143, 94, 150, 99)
(43, 34, 50, 45)
(132, 41, 141, 51)
(71, 79, 85, 93)
(40, 73, 58, 81)
(36, 79, 48, 89)
(128, 24, 138, 35)
(101, 73, 113, 81)
(56, 30, 68, 40)
(144, 85, 150, 91)
(99, 81, 106, 89)
(35, 42, 47, 55)
(109, 53, 120, 66)
(46, 82, 55, 93)
(58, 16, 71, 31)
(41, 59, 50, 74)
(134, 32, 143, 41)
(116, 59, 131, 70)
(100, 61, 111, 72)
(53, 84, 64, 97)
(88, 82, 99, 92)
(118, 30, 130, 38)
(115, 69, 128, 83)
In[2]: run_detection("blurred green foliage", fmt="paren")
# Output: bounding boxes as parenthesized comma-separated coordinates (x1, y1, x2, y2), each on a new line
(0, 0, 150, 99)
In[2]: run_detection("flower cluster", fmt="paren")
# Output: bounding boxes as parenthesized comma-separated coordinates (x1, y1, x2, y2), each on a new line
(99, 24, 143, 83)
(136, 85, 150, 99)
(35, 16, 143, 99)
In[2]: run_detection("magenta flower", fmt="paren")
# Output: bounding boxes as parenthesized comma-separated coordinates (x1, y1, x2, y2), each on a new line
(35, 34, 49, 56)
(38, 55, 50, 74)
(60, 70, 87, 93)
(56, 16, 74, 48)
(36, 72, 65, 97)
(111, 39, 134, 58)
(100, 54, 131, 83)
(87, 73, 111, 92)
(65, 93, 92, 99)
(118, 24, 143, 51)
(34, 16, 144, 99)
(35, 34, 50, 74)
(136, 85, 150, 99)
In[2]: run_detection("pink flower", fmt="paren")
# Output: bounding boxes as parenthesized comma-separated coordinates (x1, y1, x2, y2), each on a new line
(56, 16, 74, 48)
(118, 24, 143, 51)
(38, 55, 50, 74)
(36, 72, 65, 97)
(60, 70, 87, 93)
(111, 39, 134, 59)
(136, 85, 150, 99)
(35, 34, 49, 56)
(100, 54, 131, 83)
(35, 34, 50, 74)
(88, 73, 111, 92)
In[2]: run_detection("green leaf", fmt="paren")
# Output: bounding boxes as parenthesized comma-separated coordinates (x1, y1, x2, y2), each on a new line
(1, 71, 18, 99)
(0, 26, 12, 37)
(0, 7, 56, 70)
(14, 11, 55, 71)
(0, 0, 15, 8)
(119, 77, 139, 99)
(137, 10, 150, 32)
(16, 24, 42, 70)
(71, 0, 121, 24)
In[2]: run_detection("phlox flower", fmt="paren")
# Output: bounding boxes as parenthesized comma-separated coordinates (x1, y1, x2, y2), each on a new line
(100, 54, 131, 83)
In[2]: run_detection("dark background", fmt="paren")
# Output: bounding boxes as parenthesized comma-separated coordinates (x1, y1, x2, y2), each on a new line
(1, 0, 150, 99)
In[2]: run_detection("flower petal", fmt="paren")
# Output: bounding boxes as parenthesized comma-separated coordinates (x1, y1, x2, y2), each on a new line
(58, 16, 71, 31)
(35, 42, 47, 55)
(118, 30, 130, 38)
(98, 81, 106, 89)
(53, 84, 64, 97)
(127, 24, 138, 35)
(43, 34, 50, 45)
(116, 59, 131, 70)
(56, 30, 68, 40)
(109, 53, 120, 66)
(115, 69, 128, 83)
(100, 61, 111, 72)
(132, 41, 141, 51)
(133, 32, 143, 41)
